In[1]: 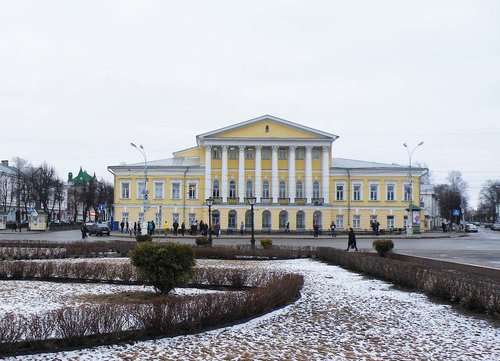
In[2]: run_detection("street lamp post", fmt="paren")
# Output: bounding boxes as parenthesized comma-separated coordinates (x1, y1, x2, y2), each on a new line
(206, 197, 213, 245)
(247, 196, 256, 248)
(131, 143, 148, 232)
(403, 141, 424, 236)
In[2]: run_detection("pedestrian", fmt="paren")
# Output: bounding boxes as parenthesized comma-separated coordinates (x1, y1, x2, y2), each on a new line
(346, 227, 358, 251)
(240, 221, 245, 235)
(133, 222, 137, 236)
(151, 220, 156, 235)
(120, 221, 124, 233)
(180, 221, 186, 236)
(313, 223, 319, 238)
(164, 220, 169, 235)
(330, 221, 336, 238)
(81, 223, 87, 239)
(286, 221, 290, 233)
(375, 221, 380, 236)
(441, 221, 447, 233)
(137, 222, 141, 235)
(199, 220, 205, 235)
(173, 220, 179, 236)
(214, 222, 220, 238)
(125, 221, 129, 234)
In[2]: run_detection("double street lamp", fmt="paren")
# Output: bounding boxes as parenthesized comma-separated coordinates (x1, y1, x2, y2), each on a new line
(205, 197, 213, 244)
(246, 196, 257, 248)
(403, 141, 424, 236)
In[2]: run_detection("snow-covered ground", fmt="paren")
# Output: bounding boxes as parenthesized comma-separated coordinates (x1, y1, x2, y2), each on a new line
(9, 258, 500, 361)
(0, 280, 221, 318)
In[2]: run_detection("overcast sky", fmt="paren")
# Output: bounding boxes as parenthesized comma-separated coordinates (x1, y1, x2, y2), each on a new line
(1, 1, 499, 206)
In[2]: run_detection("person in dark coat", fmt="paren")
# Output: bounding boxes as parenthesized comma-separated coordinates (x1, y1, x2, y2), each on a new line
(151, 220, 156, 235)
(313, 223, 319, 237)
(125, 221, 129, 233)
(137, 222, 142, 235)
(173, 220, 179, 236)
(81, 223, 87, 239)
(214, 223, 220, 238)
(181, 221, 186, 236)
(346, 227, 358, 251)
(330, 221, 336, 238)
(441, 221, 447, 233)
(133, 222, 137, 235)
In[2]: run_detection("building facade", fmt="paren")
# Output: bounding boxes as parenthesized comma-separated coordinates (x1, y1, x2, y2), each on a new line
(108, 115, 427, 232)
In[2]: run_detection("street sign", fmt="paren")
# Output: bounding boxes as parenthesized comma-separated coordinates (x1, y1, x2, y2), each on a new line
(452, 209, 460, 216)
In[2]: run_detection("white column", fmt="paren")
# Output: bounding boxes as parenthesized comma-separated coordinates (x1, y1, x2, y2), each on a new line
(271, 145, 279, 203)
(204, 145, 211, 200)
(322, 146, 330, 204)
(221, 145, 228, 202)
(238, 145, 245, 203)
(288, 146, 296, 203)
(255, 146, 262, 202)
(305, 145, 313, 204)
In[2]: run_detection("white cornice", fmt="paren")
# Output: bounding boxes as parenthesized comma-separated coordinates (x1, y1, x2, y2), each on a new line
(203, 139, 333, 147)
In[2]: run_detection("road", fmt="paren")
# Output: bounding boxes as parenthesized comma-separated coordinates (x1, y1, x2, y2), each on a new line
(1, 227, 500, 269)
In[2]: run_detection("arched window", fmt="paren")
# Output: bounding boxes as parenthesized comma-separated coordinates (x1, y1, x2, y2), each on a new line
(246, 180, 254, 198)
(212, 179, 220, 198)
(262, 180, 270, 198)
(313, 181, 320, 198)
(296, 211, 305, 230)
(279, 181, 287, 198)
(279, 210, 288, 230)
(245, 210, 253, 230)
(228, 210, 237, 230)
(296, 181, 304, 198)
(229, 180, 237, 198)
(313, 210, 322, 229)
(262, 210, 271, 230)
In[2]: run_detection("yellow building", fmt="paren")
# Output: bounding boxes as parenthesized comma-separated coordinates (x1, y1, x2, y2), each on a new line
(108, 115, 427, 233)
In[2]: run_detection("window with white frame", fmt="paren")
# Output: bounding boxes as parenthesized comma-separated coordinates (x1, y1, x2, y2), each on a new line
(404, 184, 412, 201)
(245, 148, 254, 160)
(229, 180, 237, 198)
(296, 148, 305, 160)
(189, 213, 196, 225)
(121, 182, 130, 199)
(387, 215, 395, 229)
(154, 182, 164, 199)
(278, 148, 288, 160)
(261, 147, 271, 160)
(211, 147, 221, 160)
(336, 215, 344, 229)
(138, 212, 144, 222)
(122, 212, 129, 223)
(352, 183, 362, 201)
(313, 181, 320, 198)
(369, 184, 379, 201)
(336, 183, 344, 201)
(386, 184, 395, 201)
(262, 180, 270, 198)
(246, 179, 253, 198)
(228, 147, 238, 160)
(172, 213, 179, 223)
(312, 148, 321, 160)
(137, 181, 146, 200)
(296, 181, 304, 198)
(188, 183, 197, 199)
(353, 215, 361, 229)
(279, 180, 287, 198)
(171, 182, 180, 199)
(212, 179, 220, 198)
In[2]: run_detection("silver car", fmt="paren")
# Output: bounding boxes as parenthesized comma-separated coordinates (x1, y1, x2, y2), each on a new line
(492, 223, 500, 231)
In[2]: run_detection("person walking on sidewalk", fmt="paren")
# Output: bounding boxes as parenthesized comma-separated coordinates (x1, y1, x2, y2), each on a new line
(240, 221, 245, 235)
(330, 221, 336, 238)
(180, 221, 186, 236)
(346, 227, 358, 251)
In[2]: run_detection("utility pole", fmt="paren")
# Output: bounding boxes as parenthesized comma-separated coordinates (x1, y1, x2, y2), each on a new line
(131, 143, 148, 231)
(403, 141, 424, 236)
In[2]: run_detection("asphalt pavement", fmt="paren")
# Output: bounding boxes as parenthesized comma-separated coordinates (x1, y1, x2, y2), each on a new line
(1, 227, 500, 269)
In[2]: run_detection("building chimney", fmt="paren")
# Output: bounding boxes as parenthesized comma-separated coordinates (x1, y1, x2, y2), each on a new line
(1, 160, 8, 167)
(68, 172, 73, 182)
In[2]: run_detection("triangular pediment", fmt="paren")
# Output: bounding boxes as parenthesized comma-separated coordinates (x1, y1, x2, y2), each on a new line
(197, 115, 338, 142)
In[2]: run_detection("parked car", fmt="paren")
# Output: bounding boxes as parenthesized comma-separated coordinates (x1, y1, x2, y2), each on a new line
(87, 222, 110, 236)
(492, 223, 500, 231)
(465, 223, 478, 233)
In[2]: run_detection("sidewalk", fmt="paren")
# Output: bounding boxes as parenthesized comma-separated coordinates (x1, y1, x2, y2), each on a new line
(110, 231, 467, 240)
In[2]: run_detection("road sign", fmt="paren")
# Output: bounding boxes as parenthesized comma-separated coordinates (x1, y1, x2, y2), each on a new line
(452, 209, 460, 216)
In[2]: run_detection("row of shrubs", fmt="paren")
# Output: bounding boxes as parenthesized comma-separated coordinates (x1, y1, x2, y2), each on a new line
(316, 247, 500, 317)
(0, 272, 304, 356)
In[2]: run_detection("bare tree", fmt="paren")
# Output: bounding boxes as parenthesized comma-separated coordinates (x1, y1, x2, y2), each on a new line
(434, 171, 468, 222)
(479, 180, 500, 222)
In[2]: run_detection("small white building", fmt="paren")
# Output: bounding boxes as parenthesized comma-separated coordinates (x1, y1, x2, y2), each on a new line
(420, 183, 441, 230)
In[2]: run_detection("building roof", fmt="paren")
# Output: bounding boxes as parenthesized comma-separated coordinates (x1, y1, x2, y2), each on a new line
(196, 114, 339, 143)
(111, 157, 201, 169)
(0, 164, 17, 175)
(332, 158, 407, 169)
(70, 167, 96, 185)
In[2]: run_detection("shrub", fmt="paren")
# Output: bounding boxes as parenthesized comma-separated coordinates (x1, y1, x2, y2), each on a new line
(130, 243, 195, 294)
(195, 236, 211, 247)
(135, 234, 152, 242)
(260, 239, 272, 249)
(373, 239, 394, 256)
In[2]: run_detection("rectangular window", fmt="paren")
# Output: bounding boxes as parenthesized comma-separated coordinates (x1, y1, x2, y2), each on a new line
(262, 147, 271, 160)
(353, 184, 362, 201)
(155, 212, 161, 226)
(121, 212, 129, 222)
(386, 184, 395, 201)
(312, 148, 321, 160)
(172, 213, 179, 223)
(211, 147, 221, 160)
(369, 184, 379, 201)
(353, 215, 361, 229)
(245, 148, 254, 160)
(121, 182, 130, 199)
(138, 212, 144, 222)
(228, 148, 238, 160)
(336, 215, 344, 229)
(404, 184, 412, 201)
(296, 148, 305, 160)
(137, 181, 146, 200)
(172, 182, 180, 199)
(336, 184, 344, 201)
(154, 182, 164, 199)
(278, 148, 288, 160)
(188, 183, 197, 199)
(189, 213, 196, 226)
(387, 215, 395, 229)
